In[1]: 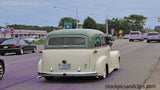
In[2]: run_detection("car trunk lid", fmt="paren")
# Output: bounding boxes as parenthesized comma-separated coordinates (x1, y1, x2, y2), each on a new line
(41, 49, 90, 72)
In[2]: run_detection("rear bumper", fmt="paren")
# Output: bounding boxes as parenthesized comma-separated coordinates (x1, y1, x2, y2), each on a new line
(38, 72, 98, 77)
(147, 39, 160, 41)
(0, 48, 20, 53)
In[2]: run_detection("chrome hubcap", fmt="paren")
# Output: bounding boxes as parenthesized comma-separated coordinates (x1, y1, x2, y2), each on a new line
(0, 63, 4, 79)
(103, 68, 106, 78)
(20, 49, 23, 54)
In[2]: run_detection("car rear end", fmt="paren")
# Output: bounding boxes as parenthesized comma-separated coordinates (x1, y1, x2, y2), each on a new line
(38, 35, 98, 78)
(0, 38, 20, 55)
(124, 34, 129, 39)
(147, 32, 160, 43)
(129, 31, 143, 42)
(38, 49, 98, 77)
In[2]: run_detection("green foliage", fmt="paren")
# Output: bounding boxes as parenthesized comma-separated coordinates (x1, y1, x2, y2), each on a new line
(32, 40, 45, 45)
(58, 17, 78, 29)
(7, 24, 58, 32)
(124, 14, 147, 31)
(154, 26, 160, 32)
(83, 16, 97, 29)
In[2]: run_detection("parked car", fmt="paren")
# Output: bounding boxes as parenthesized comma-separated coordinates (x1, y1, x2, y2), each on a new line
(129, 31, 144, 42)
(40, 36, 46, 41)
(105, 34, 113, 47)
(0, 38, 37, 55)
(25, 36, 40, 42)
(0, 57, 5, 80)
(0, 38, 11, 44)
(143, 33, 148, 39)
(147, 32, 160, 43)
(123, 34, 129, 39)
(38, 29, 120, 80)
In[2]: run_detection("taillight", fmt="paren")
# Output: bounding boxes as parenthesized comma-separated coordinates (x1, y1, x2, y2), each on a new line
(138, 35, 141, 37)
(93, 50, 98, 54)
(11, 45, 16, 48)
(129, 35, 132, 37)
(62, 60, 67, 64)
(39, 51, 43, 53)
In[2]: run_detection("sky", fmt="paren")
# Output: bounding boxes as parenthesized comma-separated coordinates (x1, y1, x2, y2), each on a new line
(0, 0, 160, 29)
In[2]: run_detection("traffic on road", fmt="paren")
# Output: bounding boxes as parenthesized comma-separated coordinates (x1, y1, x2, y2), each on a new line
(0, 29, 160, 90)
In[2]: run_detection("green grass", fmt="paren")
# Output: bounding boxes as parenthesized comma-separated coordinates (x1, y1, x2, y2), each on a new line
(114, 37, 124, 40)
(32, 40, 45, 45)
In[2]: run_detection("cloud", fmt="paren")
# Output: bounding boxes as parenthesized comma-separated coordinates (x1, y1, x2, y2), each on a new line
(1, 1, 52, 6)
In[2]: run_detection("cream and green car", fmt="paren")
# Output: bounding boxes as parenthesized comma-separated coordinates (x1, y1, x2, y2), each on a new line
(38, 29, 120, 80)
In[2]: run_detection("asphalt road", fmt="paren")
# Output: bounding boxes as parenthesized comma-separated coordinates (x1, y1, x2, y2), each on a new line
(0, 40, 159, 90)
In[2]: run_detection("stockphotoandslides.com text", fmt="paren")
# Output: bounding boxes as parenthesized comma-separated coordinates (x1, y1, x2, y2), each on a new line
(105, 84, 156, 89)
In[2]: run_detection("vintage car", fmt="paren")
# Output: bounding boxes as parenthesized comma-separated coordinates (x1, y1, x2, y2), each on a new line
(0, 57, 5, 80)
(38, 29, 120, 80)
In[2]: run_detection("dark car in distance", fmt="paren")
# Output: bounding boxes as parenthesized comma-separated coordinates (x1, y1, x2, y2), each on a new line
(147, 32, 160, 43)
(0, 38, 37, 55)
(0, 57, 5, 80)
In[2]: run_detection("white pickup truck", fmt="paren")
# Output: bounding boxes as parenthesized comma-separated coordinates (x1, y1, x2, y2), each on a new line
(38, 29, 120, 80)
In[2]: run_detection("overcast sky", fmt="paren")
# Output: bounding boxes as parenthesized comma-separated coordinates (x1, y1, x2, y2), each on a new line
(0, 0, 160, 29)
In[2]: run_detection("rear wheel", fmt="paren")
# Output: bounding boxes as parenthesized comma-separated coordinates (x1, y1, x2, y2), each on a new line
(32, 47, 37, 53)
(0, 53, 5, 56)
(17, 49, 24, 55)
(147, 40, 150, 43)
(44, 77, 54, 80)
(0, 62, 4, 80)
(115, 58, 120, 70)
(98, 65, 108, 80)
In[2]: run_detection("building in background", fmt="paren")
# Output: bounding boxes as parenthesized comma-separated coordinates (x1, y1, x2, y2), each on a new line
(0, 29, 47, 38)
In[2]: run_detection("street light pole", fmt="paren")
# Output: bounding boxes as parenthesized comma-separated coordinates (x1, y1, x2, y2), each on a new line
(106, 16, 108, 34)
(76, 10, 78, 29)
(54, 6, 79, 29)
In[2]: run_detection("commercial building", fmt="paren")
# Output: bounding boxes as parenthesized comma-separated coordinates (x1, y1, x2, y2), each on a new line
(0, 29, 47, 38)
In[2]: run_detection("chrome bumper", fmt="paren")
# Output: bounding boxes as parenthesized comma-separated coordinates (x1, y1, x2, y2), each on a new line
(38, 72, 98, 77)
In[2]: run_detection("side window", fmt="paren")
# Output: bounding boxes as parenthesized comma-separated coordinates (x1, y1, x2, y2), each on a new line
(101, 36, 106, 46)
(20, 40, 27, 45)
(94, 37, 101, 47)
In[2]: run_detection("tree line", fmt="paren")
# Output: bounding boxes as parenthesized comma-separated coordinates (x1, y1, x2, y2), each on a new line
(1, 14, 153, 35)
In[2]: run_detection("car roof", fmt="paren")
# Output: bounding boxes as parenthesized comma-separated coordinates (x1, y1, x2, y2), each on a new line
(48, 29, 105, 37)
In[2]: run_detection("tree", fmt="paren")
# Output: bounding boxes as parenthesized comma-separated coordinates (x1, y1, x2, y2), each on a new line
(7, 24, 58, 32)
(58, 17, 78, 29)
(83, 16, 97, 29)
(154, 26, 160, 32)
(97, 24, 105, 33)
(124, 14, 147, 32)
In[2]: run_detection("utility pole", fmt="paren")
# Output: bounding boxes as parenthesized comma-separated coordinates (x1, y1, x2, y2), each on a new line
(76, 10, 78, 29)
(106, 16, 108, 34)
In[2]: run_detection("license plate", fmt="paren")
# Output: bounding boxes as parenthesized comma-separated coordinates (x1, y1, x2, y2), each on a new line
(59, 64, 70, 69)
(3, 46, 8, 48)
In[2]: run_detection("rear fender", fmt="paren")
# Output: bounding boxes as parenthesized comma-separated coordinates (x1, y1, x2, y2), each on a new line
(110, 51, 120, 69)
(94, 56, 107, 76)
(38, 58, 42, 72)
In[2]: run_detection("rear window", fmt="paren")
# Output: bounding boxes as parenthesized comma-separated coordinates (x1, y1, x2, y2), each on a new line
(148, 33, 159, 35)
(48, 37, 85, 45)
(1, 38, 19, 45)
(130, 32, 140, 35)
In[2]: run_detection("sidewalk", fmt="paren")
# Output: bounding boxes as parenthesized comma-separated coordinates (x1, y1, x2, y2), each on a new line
(142, 58, 160, 90)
